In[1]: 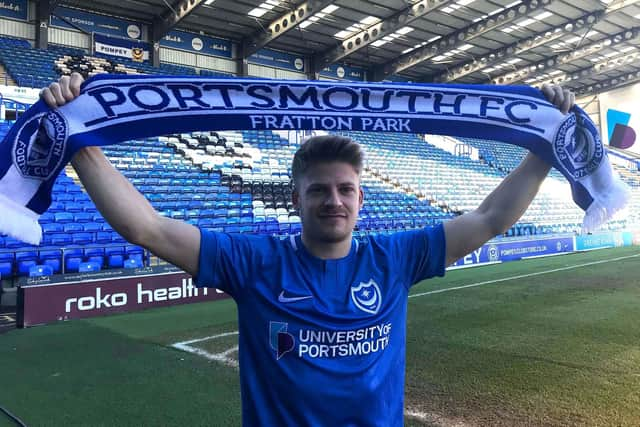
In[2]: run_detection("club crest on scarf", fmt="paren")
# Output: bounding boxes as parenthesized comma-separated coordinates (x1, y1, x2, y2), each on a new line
(553, 112, 603, 180)
(13, 110, 67, 180)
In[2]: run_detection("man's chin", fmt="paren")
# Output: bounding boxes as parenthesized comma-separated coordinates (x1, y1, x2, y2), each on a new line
(321, 229, 353, 243)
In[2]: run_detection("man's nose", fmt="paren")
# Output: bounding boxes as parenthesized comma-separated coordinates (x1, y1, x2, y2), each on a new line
(324, 188, 343, 207)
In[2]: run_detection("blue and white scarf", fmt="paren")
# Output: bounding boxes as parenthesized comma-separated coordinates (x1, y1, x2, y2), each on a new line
(0, 74, 630, 244)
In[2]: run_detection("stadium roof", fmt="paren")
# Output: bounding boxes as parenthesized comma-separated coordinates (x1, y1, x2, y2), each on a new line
(58, 0, 640, 96)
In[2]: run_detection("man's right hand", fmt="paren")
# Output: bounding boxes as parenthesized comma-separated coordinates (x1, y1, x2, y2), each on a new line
(40, 72, 84, 109)
(41, 72, 202, 277)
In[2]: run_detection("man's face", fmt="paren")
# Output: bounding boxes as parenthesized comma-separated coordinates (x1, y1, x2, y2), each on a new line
(294, 161, 364, 244)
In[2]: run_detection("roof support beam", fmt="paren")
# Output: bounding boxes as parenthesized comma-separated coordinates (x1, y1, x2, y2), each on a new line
(533, 50, 640, 89)
(573, 68, 640, 96)
(372, 0, 552, 81)
(36, 0, 60, 49)
(313, 0, 456, 74)
(429, 11, 603, 83)
(492, 27, 640, 85)
(243, 0, 336, 57)
(152, 0, 207, 41)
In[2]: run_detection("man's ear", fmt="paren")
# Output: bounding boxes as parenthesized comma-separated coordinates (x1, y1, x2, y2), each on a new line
(359, 187, 364, 209)
(292, 189, 299, 209)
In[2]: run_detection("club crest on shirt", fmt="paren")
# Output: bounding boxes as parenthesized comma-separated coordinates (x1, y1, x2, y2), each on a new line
(350, 279, 382, 315)
(553, 112, 603, 180)
(13, 111, 67, 180)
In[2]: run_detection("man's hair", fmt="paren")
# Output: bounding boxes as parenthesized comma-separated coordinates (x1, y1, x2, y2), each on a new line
(291, 135, 364, 187)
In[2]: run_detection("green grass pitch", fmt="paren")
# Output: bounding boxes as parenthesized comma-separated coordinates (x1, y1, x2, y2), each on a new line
(1, 246, 639, 426)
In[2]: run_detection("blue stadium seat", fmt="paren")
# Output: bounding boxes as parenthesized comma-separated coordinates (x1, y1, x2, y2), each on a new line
(78, 262, 101, 273)
(39, 212, 54, 224)
(72, 232, 93, 245)
(41, 259, 61, 274)
(82, 223, 102, 232)
(125, 246, 144, 264)
(15, 250, 38, 275)
(42, 223, 63, 233)
(111, 233, 126, 243)
(85, 247, 105, 267)
(66, 202, 83, 213)
(29, 264, 54, 277)
(54, 212, 74, 223)
(64, 248, 84, 273)
(63, 223, 84, 233)
(124, 257, 143, 269)
(50, 233, 72, 246)
(0, 261, 12, 277)
(4, 238, 25, 249)
(74, 212, 93, 223)
(95, 231, 112, 244)
(17, 259, 37, 276)
(105, 247, 124, 268)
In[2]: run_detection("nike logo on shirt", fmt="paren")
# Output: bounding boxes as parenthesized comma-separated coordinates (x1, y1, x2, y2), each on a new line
(278, 291, 313, 303)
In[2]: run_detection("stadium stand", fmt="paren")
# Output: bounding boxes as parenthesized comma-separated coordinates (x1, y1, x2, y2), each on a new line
(0, 117, 636, 281)
(0, 33, 636, 282)
(0, 35, 230, 89)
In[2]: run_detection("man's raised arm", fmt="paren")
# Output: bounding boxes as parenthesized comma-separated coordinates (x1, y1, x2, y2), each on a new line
(41, 73, 201, 276)
(443, 84, 575, 266)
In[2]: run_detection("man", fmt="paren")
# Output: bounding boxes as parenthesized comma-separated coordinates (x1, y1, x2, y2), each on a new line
(41, 73, 574, 426)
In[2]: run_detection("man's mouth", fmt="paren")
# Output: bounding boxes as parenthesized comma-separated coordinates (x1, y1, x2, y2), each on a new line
(319, 213, 347, 218)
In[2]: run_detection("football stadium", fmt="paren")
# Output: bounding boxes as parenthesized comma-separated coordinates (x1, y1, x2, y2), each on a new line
(1, 0, 640, 425)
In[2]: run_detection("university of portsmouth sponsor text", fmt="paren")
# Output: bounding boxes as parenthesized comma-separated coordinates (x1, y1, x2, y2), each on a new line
(298, 322, 392, 358)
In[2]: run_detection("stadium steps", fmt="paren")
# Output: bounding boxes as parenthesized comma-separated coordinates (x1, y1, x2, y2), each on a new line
(608, 145, 640, 160)
(0, 286, 16, 307)
(0, 62, 16, 86)
(150, 255, 168, 266)
(65, 164, 84, 190)
(362, 164, 456, 213)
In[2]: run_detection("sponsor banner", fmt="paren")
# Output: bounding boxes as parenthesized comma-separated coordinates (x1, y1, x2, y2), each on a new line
(599, 83, 638, 152)
(451, 236, 575, 268)
(0, 85, 39, 105)
(575, 231, 632, 251)
(94, 33, 149, 62)
(51, 6, 142, 39)
(320, 63, 366, 81)
(17, 268, 229, 327)
(161, 29, 232, 58)
(0, 0, 27, 20)
(249, 48, 305, 72)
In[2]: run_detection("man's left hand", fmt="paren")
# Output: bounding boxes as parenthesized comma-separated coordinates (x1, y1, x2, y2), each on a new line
(541, 83, 575, 115)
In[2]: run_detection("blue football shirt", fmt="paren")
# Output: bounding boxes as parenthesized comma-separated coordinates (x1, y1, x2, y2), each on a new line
(195, 224, 446, 426)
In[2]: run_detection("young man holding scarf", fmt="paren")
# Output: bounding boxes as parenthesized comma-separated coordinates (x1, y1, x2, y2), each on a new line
(41, 73, 574, 426)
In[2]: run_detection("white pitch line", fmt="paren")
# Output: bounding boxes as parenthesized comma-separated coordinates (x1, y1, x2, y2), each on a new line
(219, 346, 240, 358)
(173, 331, 239, 346)
(172, 342, 239, 368)
(409, 252, 640, 299)
(405, 409, 470, 427)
